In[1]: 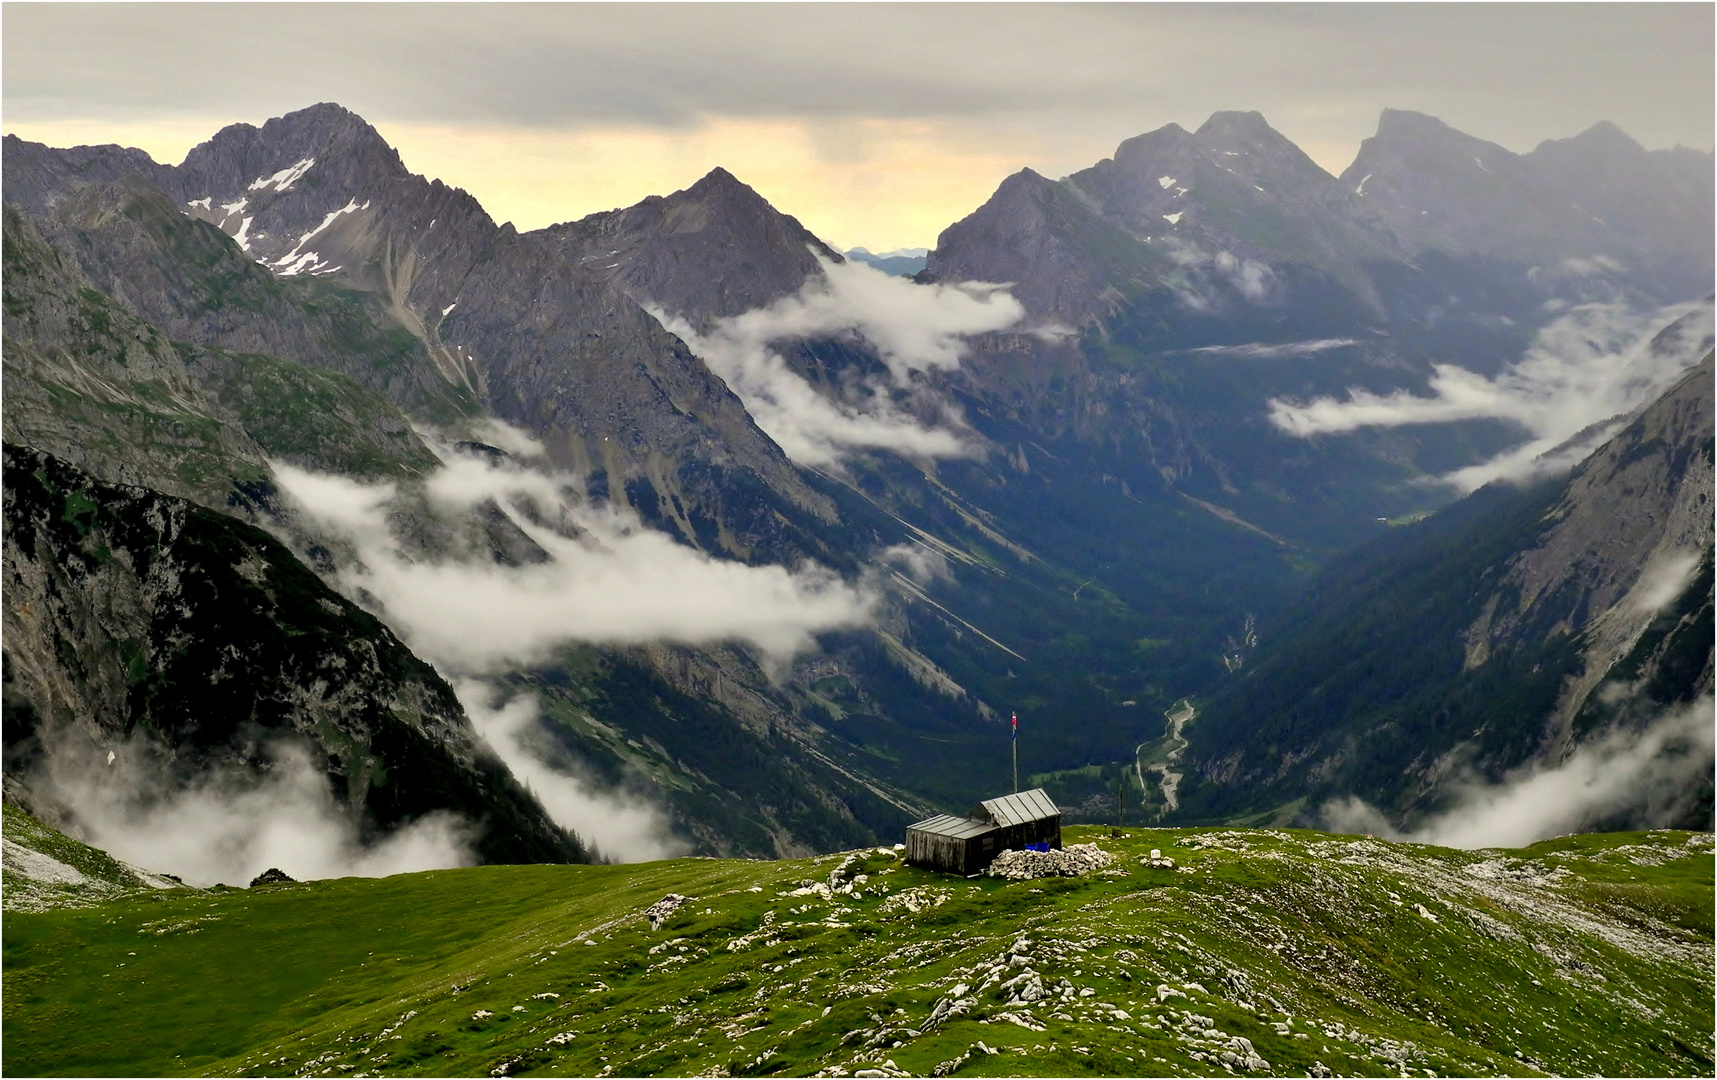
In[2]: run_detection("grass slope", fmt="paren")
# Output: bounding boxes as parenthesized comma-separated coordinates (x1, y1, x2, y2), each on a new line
(0, 806, 178, 913)
(3, 827, 1710, 1078)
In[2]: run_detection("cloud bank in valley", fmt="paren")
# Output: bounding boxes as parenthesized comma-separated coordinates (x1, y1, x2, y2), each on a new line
(265, 432, 880, 863)
(1322, 696, 1716, 849)
(1267, 299, 1715, 491)
(274, 449, 875, 672)
(40, 737, 473, 887)
(658, 255, 1025, 467)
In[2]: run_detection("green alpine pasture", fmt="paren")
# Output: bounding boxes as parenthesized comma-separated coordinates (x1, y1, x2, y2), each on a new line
(3, 824, 1711, 1078)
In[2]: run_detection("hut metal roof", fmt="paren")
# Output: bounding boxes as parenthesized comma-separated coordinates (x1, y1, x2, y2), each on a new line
(906, 813, 998, 840)
(972, 788, 1060, 827)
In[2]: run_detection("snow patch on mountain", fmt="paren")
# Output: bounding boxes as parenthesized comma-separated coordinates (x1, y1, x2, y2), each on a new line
(271, 198, 367, 276)
(249, 157, 315, 193)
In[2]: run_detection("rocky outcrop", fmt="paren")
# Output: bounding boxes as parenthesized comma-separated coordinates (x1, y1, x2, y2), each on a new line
(984, 842, 1115, 880)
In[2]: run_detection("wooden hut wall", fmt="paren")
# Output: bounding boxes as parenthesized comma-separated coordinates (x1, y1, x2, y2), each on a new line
(908, 828, 974, 874)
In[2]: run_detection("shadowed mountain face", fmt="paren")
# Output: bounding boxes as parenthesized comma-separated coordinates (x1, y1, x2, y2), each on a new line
(910, 108, 1713, 554)
(1179, 353, 1715, 829)
(2, 445, 586, 867)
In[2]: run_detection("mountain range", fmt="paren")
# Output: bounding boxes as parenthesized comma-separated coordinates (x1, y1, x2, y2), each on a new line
(2, 101, 1710, 875)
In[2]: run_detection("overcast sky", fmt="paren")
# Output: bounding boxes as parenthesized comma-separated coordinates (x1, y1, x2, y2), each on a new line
(5, 3, 1711, 250)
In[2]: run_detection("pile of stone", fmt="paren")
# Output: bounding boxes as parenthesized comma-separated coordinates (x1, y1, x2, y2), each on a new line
(984, 842, 1114, 880)
(643, 893, 692, 930)
(1141, 848, 1177, 868)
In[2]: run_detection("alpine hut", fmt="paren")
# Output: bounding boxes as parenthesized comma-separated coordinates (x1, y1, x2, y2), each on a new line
(904, 788, 1062, 875)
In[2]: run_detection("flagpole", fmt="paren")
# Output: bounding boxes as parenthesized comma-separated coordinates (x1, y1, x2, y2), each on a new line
(1012, 711, 1018, 794)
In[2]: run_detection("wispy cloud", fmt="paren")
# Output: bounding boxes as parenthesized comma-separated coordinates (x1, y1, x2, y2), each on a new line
(658, 254, 1025, 467)
(1268, 299, 1714, 491)
(455, 681, 682, 863)
(1185, 338, 1358, 359)
(273, 443, 876, 673)
(1163, 241, 1282, 311)
(1630, 551, 1702, 616)
(1322, 696, 1715, 849)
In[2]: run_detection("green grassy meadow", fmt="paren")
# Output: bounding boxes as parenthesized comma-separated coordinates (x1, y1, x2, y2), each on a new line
(3, 824, 1711, 1077)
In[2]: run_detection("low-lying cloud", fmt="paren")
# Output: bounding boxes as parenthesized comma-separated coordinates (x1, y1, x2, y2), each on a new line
(274, 446, 875, 673)
(456, 681, 682, 863)
(1630, 551, 1703, 616)
(1268, 299, 1714, 491)
(1322, 696, 1715, 849)
(1185, 338, 1359, 359)
(38, 736, 473, 887)
(658, 254, 1025, 467)
(1163, 241, 1282, 311)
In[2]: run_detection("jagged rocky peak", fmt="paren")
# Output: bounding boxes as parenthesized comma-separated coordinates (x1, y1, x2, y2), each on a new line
(1194, 109, 1280, 144)
(175, 101, 407, 199)
(543, 164, 843, 323)
(923, 164, 1140, 326)
(1535, 119, 1648, 158)
(169, 102, 429, 277)
(1102, 111, 1329, 185)
(923, 166, 1063, 278)
(1343, 108, 1525, 186)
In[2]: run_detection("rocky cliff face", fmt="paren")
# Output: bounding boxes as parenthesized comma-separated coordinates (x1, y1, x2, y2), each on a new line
(2, 445, 584, 865)
(1466, 353, 1715, 750)
(1, 205, 270, 508)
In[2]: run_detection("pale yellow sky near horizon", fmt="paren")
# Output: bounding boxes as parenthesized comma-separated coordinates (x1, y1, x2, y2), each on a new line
(1, 112, 1358, 252)
(0, 111, 1409, 251)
